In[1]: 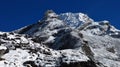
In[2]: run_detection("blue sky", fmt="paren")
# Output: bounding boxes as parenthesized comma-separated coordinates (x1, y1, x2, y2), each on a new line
(0, 0, 120, 31)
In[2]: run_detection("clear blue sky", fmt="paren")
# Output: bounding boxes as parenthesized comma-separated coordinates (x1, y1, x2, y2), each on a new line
(0, 0, 120, 31)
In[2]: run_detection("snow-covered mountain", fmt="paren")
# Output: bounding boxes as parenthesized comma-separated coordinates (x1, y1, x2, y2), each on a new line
(0, 10, 120, 67)
(59, 12, 94, 29)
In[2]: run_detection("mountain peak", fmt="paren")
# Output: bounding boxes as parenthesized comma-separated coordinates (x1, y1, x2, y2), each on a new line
(59, 12, 94, 28)
(44, 10, 58, 19)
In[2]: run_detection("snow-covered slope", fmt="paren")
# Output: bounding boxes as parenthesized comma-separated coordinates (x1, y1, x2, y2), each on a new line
(1, 10, 120, 67)
(59, 12, 93, 28)
(0, 31, 92, 67)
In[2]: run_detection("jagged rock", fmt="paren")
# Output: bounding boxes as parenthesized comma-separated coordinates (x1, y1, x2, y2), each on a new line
(60, 61, 97, 67)
(51, 31, 84, 50)
(0, 46, 8, 59)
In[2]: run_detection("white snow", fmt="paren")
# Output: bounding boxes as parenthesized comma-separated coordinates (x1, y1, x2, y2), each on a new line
(0, 32, 4, 35)
(21, 36, 29, 43)
(82, 32, 120, 67)
(0, 61, 5, 67)
(48, 13, 58, 18)
(61, 49, 89, 64)
(59, 12, 93, 28)
(44, 36, 55, 43)
(7, 35, 16, 39)
(1, 49, 37, 67)
(0, 46, 7, 50)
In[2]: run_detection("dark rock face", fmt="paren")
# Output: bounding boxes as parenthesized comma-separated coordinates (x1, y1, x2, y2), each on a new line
(52, 31, 83, 50)
(23, 61, 38, 67)
(16, 24, 35, 34)
(110, 32, 120, 38)
(60, 61, 97, 67)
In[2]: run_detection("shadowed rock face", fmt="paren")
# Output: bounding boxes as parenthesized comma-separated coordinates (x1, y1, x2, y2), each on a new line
(23, 61, 38, 67)
(51, 31, 83, 50)
(60, 61, 97, 67)
(0, 10, 120, 67)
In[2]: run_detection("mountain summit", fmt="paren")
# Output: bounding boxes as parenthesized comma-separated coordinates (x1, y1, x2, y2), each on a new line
(0, 10, 120, 67)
